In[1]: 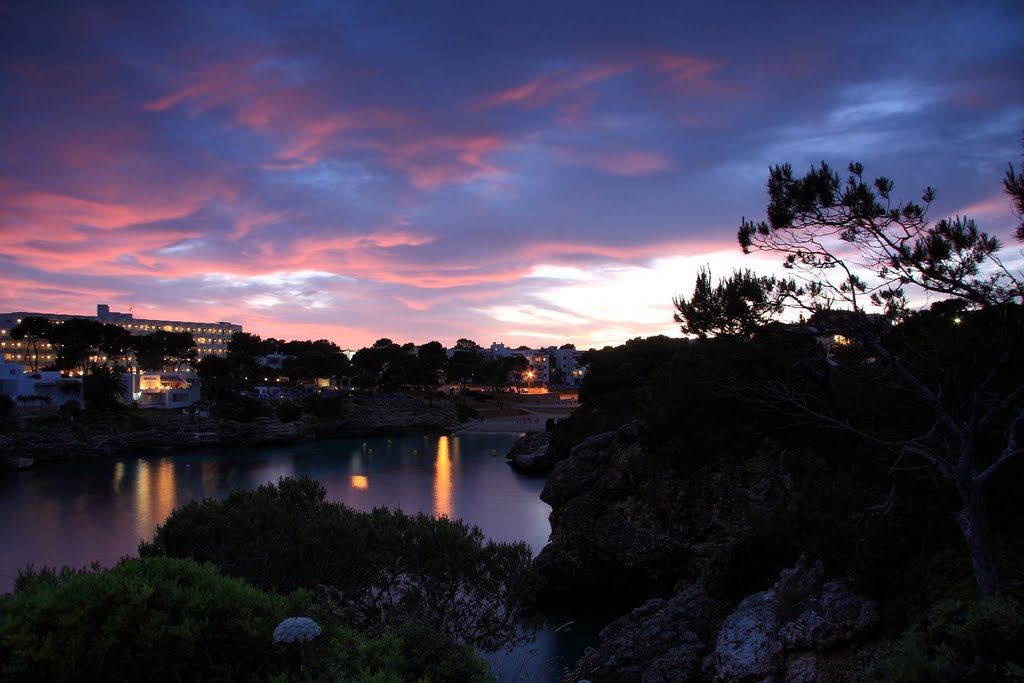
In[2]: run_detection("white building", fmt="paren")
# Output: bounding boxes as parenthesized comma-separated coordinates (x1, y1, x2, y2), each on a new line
(547, 347, 587, 387)
(124, 371, 201, 410)
(485, 344, 587, 387)
(0, 357, 84, 408)
(0, 304, 242, 371)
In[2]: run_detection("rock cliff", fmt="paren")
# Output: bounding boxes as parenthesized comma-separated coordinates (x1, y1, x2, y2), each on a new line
(506, 430, 555, 473)
(534, 421, 787, 598)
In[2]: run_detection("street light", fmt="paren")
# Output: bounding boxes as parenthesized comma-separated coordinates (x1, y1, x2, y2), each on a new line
(525, 370, 534, 392)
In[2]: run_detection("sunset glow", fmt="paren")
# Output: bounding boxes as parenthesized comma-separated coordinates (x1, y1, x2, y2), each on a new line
(1, 2, 1021, 349)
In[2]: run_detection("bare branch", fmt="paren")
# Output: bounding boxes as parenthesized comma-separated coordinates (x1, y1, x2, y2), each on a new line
(978, 406, 1024, 486)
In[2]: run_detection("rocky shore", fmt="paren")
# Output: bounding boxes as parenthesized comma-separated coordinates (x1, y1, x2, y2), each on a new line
(532, 420, 788, 599)
(565, 561, 884, 683)
(513, 421, 888, 682)
(0, 396, 459, 466)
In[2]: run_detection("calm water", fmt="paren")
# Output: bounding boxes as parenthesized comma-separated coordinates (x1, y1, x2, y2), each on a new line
(0, 432, 602, 681)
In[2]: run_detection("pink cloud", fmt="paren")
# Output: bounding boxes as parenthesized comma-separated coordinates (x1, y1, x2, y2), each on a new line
(368, 134, 508, 188)
(373, 266, 532, 289)
(517, 238, 727, 262)
(643, 50, 718, 88)
(143, 60, 256, 113)
(555, 147, 672, 176)
(145, 57, 415, 169)
(477, 62, 632, 110)
(394, 296, 432, 311)
(477, 52, 724, 117)
(0, 188, 199, 231)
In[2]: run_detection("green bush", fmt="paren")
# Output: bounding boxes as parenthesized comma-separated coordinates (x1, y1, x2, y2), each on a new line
(1, 558, 493, 683)
(140, 476, 537, 651)
(875, 596, 1024, 682)
(0, 557, 306, 682)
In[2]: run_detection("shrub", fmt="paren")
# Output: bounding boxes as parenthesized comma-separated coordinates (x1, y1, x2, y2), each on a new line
(0, 557, 307, 682)
(1, 558, 493, 683)
(875, 596, 1024, 682)
(140, 476, 537, 651)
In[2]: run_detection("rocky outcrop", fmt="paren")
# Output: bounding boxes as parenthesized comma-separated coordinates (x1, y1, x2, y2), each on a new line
(565, 583, 724, 683)
(534, 421, 788, 598)
(506, 430, 554, 473)
(703, 561, 881, 683)
(561, 562, 882, 683)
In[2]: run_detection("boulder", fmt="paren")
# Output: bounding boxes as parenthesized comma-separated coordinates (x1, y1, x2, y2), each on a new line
(506, 430, 554, 473)
(564, 583, 723, 683)
(703, 561, 880, 682)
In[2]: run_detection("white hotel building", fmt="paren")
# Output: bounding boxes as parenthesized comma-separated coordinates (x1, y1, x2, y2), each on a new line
(0, 304, 242, 370)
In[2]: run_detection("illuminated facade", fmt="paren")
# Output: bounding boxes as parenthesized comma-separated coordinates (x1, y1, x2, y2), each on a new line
(125, 372, 201, 410)
(0, 304, 242, 370)
(487, 343, 586, 387)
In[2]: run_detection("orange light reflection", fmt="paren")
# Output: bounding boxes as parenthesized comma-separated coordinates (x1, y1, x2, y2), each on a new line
(434, 436, 453, 518)
(351, 475, 369, 490)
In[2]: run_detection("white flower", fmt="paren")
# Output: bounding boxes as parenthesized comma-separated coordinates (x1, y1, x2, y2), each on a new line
(273, 617, 322, 643)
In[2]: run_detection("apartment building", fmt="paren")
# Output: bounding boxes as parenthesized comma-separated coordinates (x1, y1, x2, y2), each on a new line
(487, 343, 586, 387)
(0, 304, 242, 370)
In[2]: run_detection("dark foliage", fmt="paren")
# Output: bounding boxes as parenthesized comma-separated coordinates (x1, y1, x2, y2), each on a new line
(673, 267, 798, 338)
(0, 557, 305, 682)
(0, 557, 492, 683)
(82, 365, 127, 409)
(140, 476, 536, 651)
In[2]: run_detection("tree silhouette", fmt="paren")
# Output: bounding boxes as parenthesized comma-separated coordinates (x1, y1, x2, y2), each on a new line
(10, 316, 54, 372)
(737, 157, 1024, 598)
(673, 267, 798, 338)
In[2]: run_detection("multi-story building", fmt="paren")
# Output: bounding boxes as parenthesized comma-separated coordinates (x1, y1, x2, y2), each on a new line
(0, 304, 242, 370)
(547, 346, 587, 387)
(486, 343, 587, 387)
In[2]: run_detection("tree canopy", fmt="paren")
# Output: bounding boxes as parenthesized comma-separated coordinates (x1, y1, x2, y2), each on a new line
(734, 156, 1024, 598)
(10, 316, 54, 372)
(673, 267, 798, 338)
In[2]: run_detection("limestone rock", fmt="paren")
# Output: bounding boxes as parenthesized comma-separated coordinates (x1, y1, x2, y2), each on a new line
(703, 561, 880, 683)
(535, 420, 788, 598)
(564, 583, 723, 683)
(506, 430, 554, 473)
(705, 590, 784, 682)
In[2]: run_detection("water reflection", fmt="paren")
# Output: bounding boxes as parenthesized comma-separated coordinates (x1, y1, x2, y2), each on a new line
(112, 461, 125, 494)
(133, 458, 177, 541)
(434, 435, 453, 518)
(0, 433, 570, 681)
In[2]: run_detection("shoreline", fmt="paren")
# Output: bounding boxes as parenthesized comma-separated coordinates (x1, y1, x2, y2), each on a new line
(2, 411, 569, 469)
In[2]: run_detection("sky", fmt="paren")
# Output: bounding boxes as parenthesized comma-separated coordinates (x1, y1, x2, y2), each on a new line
(1, 1, 1022, 351)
